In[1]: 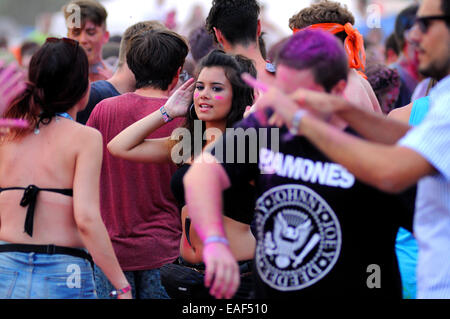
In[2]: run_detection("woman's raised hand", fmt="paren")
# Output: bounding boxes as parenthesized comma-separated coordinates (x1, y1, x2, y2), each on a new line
(165, 77, 196, 118)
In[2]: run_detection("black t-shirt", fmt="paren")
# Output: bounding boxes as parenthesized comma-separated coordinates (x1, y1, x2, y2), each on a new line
(209, 112, 415, 299)
(170, 164, 256, 225)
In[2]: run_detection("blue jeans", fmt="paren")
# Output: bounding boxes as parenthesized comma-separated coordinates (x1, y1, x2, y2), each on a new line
(0, 242, 96, 299)
(94, 265, 170, 299)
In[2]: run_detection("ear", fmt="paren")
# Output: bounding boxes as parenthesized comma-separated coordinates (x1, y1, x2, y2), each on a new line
(257, 20, 262, 37)
(103, 30, 110, 44)
(331, 79, 347, 96)
(169, 67, 182, 91)
(214, 27, 229, 49)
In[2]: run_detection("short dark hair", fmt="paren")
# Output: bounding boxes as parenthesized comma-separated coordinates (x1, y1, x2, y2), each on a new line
(385, 33, 400, 57)
(4, 38, 89, 139)
(366, 64, 400, 113)
(289, 0, 355, 43)
(206, 0, 261, 46)
(442, 0, 450, 27)
(277, 29, 348, 92)
(188, 25, 216, 63)
(63, 0, 108, 28)
(394, 4, 418, 50)
(126, 29, 189, 90)
(118, 20, 165, 68)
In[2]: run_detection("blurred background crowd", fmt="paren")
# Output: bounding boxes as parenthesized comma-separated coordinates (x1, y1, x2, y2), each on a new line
(0, 0, 422, 114)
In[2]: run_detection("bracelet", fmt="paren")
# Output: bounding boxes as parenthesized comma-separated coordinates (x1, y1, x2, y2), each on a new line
(204, 236, 230, 247)
(160, 105, 173, 123)
(109, 284, 132, 298)
(289, 110, 308, 136)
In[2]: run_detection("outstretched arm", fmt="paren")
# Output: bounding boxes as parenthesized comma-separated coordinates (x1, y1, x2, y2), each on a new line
(73, 128, 131, 299)
(107, 78, 195, 163)
(183, 153, 240, 299)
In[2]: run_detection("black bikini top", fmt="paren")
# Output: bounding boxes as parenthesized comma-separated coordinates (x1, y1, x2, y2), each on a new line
(0, 185, 73, 237)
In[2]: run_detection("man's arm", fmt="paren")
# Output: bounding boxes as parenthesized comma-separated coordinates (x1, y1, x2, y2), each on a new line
(299, 114, 435, 193)
(183, 153, 240, 299)
(292, 89, 412, 145)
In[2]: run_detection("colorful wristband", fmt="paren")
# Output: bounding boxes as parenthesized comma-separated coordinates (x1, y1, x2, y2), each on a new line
(204, 236, 230, 246)
(109, 284, 132, 298)
(160, 106, 173, 123)
(289, 110, 308, 136)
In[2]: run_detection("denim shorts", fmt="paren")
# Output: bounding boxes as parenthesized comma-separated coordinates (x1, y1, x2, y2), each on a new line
(0, 241, 97, 299)
(94, 264, 169, 299)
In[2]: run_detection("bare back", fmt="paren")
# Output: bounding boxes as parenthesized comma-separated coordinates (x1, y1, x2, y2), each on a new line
(0, 117, 97, 248)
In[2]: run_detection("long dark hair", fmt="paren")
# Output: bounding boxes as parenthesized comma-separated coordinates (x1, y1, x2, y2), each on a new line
(3, 37, 89, 140)
(176, 49, 255, 161)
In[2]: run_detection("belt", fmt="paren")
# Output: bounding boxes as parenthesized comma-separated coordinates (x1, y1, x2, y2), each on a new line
(0, 243, 94, 269)
(178, 257, 253, 276)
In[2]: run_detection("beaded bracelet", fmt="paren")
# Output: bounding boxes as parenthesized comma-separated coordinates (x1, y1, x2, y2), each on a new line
(160, 106, 173, 123)
(204, 236, 230, 247)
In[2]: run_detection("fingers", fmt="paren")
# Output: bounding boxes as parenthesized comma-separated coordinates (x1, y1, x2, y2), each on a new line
(203, 243, 240, 299)
(241, 73, 268, 93)
(0, 62, 21, 88)
(179, 77, 195, 92)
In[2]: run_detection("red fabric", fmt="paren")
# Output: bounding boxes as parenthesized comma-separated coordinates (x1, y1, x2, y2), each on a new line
(87, 93, 182, 271)
(294, 23, 367, 75)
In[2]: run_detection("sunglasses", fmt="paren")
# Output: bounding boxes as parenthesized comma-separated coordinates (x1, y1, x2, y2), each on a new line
(45, 37, 80, 62)
(414, 15, 450, 33)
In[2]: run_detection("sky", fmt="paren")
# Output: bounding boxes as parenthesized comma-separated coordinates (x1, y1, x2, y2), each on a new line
(51, 0, 357, 37)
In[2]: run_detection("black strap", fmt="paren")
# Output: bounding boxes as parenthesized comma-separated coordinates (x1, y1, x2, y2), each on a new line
(0, 185, 73, 237)
(0, 243, 94, 269)
(185, 217, 192, 247)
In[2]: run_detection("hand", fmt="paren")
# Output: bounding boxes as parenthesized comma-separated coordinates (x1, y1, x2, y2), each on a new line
(165, 77, 195, 118)
(117, 291, 132, 299)
(290, 88, 343, 121)
(0, 60, 26, 116)
(203, 242, 240, 299)
(97, 63, 114, 80)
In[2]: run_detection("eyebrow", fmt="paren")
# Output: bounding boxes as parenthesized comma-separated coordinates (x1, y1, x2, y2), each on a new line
(196, 81, 225, 86)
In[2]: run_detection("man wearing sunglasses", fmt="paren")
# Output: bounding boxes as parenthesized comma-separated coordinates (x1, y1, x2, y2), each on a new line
(243, 0, 450, 299)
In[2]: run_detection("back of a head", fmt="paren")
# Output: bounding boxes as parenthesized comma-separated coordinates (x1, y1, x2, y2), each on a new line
(118, 20, 166, 68)
(206, 0, 261, 47)
(289, 0, 355, 42)
(63, 0, 108, 28)
(188, 25, 216, 63)
(278, 29, 348, 92)
(126, 29, 188, 90)
(394, 4, 418, 50)
(4, 38, 89, 138)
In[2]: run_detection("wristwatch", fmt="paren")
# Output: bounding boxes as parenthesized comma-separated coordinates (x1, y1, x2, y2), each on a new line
(109, 285, 132, 298)
(289, 110, 308, 136)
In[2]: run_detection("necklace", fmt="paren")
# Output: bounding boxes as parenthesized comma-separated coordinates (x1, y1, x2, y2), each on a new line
(34, 113, 75, 135)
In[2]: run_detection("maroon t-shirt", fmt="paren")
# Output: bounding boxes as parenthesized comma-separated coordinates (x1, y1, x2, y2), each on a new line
(87, 93, 182, 271)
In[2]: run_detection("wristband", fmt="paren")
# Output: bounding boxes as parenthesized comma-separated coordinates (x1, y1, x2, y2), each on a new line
(160, 105, 173, 123)
(289, 110, 308, 136)
(204, 236, 230, 246)
(109, 284, 132, 298)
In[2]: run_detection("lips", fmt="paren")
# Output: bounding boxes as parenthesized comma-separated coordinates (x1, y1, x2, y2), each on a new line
(198, 103, 213, 112)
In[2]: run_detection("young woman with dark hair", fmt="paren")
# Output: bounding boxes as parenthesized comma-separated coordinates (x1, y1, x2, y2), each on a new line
(0, 38, 131, 299)
(108, 50, 257, 299)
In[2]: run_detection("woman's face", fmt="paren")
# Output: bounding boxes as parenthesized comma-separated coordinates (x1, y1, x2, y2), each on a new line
(194, 66, 233, 125)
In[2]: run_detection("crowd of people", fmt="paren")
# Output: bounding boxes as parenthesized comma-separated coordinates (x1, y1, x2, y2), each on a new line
(0, 0, 449, 300)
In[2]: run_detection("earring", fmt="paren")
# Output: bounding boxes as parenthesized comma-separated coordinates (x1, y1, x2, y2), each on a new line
(189, 103, 198, 120)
